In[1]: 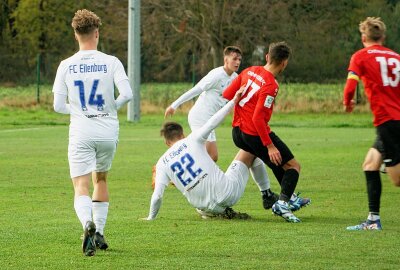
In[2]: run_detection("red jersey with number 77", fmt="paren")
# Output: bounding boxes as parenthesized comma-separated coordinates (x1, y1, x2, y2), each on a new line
(222, 66, 279, 146)
(346, 44, 400, 126)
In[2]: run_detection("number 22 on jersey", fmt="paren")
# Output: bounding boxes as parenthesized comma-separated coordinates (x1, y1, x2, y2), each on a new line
(170, 153, 203, 187)
(74, 79, 105, 111)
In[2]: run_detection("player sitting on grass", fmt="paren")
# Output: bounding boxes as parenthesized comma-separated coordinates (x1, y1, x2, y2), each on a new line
(143, 88, 269, 220)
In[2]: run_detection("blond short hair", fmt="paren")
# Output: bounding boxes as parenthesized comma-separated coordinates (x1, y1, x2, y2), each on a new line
(359, 17, 386, 41)
(71, 9, 102, 35)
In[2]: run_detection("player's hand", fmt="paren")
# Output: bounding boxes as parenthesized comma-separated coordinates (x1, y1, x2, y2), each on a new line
(267, 143, 282, 166)
(164, 106, 176, 118)
(232, 86, 245, 104)
(344, 100, 355, 113)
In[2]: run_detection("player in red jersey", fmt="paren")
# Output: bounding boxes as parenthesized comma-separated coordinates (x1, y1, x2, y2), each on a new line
(344, 17, 400, 231)
(223, 42, 310, 223)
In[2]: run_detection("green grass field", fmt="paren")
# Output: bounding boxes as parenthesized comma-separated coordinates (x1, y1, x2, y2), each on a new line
(1, 107, 399, 269)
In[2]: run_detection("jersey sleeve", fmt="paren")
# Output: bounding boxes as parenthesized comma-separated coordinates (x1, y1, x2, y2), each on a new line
(222, 72, 242, 100)
(170, 84, 203, 109)
(343, 73, 359, 106)
(146, 161, 171, 220)
(52, 61, 68, 95)
(113, 57, 129, 85)
(171, 70, 218, 109)
(252, 85, 276, 146)
(348, 53, 362, 76)
(53, 92, 70, 114)
(115, 79, 133, 110)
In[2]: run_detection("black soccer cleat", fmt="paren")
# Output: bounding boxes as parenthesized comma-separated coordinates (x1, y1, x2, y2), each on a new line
(94, 232, 109, 250)
(223, 207, 251, 220)
(82, 221, 96, 256)
(262, 192, 279, 210)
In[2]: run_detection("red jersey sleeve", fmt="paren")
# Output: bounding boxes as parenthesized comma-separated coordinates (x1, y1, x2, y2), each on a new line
(343, 78, 358, 105)
(343, 53, 361, 105)
(222, 72, 243, 100)
(348, 53, 362, 75)
(252, 84, 277, 146)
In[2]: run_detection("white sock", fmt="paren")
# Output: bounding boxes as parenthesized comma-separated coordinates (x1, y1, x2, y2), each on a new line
(368, 213, 380, 221)
(74, 195, 93, 230)
(93, 201, 109, 235)
(250, 158, 271, 191)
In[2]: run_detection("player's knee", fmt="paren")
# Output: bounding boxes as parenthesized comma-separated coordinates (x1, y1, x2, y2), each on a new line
(362, 161, 379, 171)
(283, 160, 300, 173)
(391, 175, 400, 187)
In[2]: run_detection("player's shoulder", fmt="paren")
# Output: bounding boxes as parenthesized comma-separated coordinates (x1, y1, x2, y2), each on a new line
(206, 66, 225, 77)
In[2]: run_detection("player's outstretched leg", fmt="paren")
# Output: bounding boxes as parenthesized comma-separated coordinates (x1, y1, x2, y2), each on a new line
(82, 221, 96, 256)
(272, 200, 300, 223)
(289, 192, 311, 211)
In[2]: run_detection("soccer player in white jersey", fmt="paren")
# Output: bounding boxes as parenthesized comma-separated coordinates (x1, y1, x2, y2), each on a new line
(52, 9, 133, 256)
(144, 88, 267, 220)
(164, 46, 279, 209)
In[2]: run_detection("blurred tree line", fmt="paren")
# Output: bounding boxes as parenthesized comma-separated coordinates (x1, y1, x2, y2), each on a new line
(1, 0, 399, 85)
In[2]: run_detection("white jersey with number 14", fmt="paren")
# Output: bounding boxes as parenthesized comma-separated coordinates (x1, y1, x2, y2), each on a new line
(52, 50, 129, 142)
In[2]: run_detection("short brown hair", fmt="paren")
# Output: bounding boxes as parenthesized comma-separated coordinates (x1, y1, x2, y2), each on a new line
(359, 17, 386, 41)
(224, 46, 242, 56)
(160, 122, 183, 141)
(268, 42, 291, 65)
(71, 9, 102, 35)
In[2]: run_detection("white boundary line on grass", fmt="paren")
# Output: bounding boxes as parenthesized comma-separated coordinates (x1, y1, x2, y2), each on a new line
(0, 127, 58, 133)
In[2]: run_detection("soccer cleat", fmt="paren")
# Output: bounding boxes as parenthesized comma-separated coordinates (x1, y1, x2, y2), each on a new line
(196, 208, 218, 219)
(346, 219, 382, 231)
(272, 200, 301, 223)
(223, 207, 251, 220)
(82, 221, 96, 256)
(94, 232, 109, 250)
(262, 192, 279, 210)
(289, 192, 311, 212)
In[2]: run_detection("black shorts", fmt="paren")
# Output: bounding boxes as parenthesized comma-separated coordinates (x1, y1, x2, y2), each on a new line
(376, 120, 400, 167)
(232, 126, 294, 168)
(372, 135, 384, 154)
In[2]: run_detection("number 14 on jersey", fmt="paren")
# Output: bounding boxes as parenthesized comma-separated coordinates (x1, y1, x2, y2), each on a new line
(74, 79, 105, 111)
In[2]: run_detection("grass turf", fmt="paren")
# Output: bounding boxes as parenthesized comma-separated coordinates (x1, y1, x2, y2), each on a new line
(0, 111, 399, 269)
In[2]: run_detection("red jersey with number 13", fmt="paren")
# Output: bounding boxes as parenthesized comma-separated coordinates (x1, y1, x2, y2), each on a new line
(223, 66, 279, 146)
(347, 44, 400, 126)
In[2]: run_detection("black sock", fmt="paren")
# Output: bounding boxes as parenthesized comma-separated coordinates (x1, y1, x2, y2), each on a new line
(269, 164, 285, 186)
(365, 171, 381, 214)
(279, 169, 299, 202)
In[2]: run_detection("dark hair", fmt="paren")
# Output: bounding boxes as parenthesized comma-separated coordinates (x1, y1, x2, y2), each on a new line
(160, 122, 183, 141)
(224, 46, 242, 56)
(71, 9, 102, 35)
(268, 42, 291, 65)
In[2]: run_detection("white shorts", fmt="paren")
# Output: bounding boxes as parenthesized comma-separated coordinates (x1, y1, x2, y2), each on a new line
(68, 140, 118, 178)
(214, 161, 249, 211)
(189, 123, 216, 142)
